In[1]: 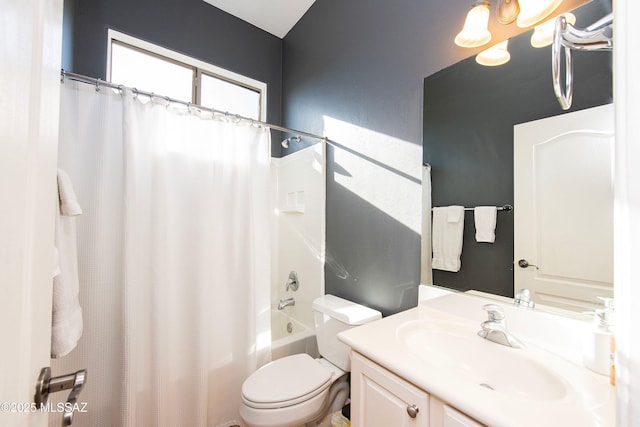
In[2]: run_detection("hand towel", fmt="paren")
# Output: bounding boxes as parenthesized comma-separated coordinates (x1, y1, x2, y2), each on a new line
(51, 169, 83, 358)
(57, 169, 83, 216)
(447, 205, 463, 223)
(432, 206, 465, 272)
(474, 206, 497, 243)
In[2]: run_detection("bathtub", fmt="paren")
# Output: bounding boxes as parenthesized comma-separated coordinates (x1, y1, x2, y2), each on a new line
(270, 310, 318, 360)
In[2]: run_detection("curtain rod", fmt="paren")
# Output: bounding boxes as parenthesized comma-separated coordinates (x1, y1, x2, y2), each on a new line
(60, 70, 328, 142)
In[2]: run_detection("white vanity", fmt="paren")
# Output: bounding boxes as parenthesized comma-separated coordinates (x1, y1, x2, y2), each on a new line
(338, 289, 615, 427)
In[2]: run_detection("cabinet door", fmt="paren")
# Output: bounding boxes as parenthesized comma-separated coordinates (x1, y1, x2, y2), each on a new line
(351, 352, 429, 427)
(442, 405, 484, 427)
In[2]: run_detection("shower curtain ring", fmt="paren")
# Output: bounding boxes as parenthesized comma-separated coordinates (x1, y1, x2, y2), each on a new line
(132, 88, 139, 99)
(117, 85, 124, 96)
(95, 78, 101, 92)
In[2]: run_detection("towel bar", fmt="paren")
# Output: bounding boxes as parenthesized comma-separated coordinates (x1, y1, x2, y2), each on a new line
(432, 204, 513, 212)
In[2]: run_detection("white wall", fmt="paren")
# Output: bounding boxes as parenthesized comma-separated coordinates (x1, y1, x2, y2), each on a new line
(271, 143, 326, 329)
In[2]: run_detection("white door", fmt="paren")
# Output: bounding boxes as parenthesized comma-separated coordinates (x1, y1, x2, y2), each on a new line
(0, 1, 63, 426)
(514, 104, 614, 312)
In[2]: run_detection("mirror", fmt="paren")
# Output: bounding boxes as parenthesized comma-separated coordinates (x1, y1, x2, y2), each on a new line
(422, 0, 613, 308)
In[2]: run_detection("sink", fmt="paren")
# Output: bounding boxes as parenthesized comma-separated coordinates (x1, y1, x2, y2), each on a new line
(396, 320, 568, 401)
(338, 291, 615, 426)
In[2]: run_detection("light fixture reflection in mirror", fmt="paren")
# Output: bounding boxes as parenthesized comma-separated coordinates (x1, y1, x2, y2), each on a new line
(476, 40, 511, 66)
(424, 0, 612, 302)
(530, 13, 576, 47)
(517, 0, 564, 28)
(455, 0, 492, 48)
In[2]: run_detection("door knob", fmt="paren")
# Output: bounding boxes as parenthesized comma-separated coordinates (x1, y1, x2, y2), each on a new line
(407, 404, 419, 418)
(35, 367, 86, 426)
(517, 259, 539, 270)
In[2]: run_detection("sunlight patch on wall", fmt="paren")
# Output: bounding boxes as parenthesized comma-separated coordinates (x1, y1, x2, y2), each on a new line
(323, 116, 422, 234)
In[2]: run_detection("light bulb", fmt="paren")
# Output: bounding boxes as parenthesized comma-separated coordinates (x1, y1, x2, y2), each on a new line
(476, 40, 511, 66)
(530, 13, 576, 48)
(516, 0, 563, 28)
(455, 1, 492, 48)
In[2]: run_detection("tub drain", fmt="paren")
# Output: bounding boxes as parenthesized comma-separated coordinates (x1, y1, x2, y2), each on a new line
(286, 322, 293, 333)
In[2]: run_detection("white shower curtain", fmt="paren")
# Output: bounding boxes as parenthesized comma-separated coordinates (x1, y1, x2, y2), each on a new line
(54, 81, 271, 427)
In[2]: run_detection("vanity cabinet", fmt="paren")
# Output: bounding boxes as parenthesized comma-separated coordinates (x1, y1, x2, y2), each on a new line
(350, 352, 484, 427)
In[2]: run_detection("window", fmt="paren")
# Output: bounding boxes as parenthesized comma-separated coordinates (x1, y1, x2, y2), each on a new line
(107, 29, 266, 121)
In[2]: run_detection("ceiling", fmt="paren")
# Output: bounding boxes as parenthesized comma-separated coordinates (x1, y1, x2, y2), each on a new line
(201, 0, 316, 38)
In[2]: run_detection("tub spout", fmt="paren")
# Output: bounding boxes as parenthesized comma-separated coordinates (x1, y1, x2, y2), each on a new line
(278, 298, 295, 310)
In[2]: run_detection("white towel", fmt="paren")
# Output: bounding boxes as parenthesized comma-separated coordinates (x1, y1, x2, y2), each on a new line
(57, 169, 83, 216)
(51, 169, 83, 358)
(432, 206, 465, 272)
(474, 206, 497, 243)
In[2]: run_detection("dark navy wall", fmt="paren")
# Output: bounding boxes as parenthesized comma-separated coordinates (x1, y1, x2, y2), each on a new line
(282, 0, 612, 315)
(62, 0, 75, 71)
(66, 0, 284, 155)
(282, 0, 480, 316)
(424, 0, 612, 297)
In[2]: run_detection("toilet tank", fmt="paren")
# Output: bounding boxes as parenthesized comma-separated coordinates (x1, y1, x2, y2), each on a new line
(312, 295, 381, 371)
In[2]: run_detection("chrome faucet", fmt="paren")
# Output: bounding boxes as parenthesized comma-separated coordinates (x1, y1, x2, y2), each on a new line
(278, 297, 295, 310)
(477, 304, 525, 349)
(514, 288, 536, 309)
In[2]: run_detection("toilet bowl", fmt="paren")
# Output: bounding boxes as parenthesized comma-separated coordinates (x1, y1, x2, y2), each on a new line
(240, 354, 348, 427)
(239, 295, 381, 427)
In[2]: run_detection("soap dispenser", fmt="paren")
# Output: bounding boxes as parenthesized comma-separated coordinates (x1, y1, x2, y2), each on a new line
(582, 297, 614, 376)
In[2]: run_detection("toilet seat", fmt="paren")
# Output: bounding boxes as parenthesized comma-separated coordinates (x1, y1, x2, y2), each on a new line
(242, 354, 333, 409)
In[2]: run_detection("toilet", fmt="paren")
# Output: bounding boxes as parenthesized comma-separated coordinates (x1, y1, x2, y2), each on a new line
(239, 294, 381, 427)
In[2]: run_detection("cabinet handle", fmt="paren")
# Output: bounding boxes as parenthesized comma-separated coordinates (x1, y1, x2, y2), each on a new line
(407, 404, 419, 418)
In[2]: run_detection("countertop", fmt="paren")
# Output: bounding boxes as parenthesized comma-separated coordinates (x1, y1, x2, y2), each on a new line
(338, 291, 616, 427)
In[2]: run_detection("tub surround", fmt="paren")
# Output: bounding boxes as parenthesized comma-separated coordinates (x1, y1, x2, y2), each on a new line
(339, 291, 615, 426)
(271, 143, 326, 331)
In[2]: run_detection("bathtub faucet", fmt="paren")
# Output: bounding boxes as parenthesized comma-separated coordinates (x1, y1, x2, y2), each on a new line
(278, 297, 295, 310)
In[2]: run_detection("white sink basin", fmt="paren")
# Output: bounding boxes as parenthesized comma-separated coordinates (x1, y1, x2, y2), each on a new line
(338, 291, 615, 427)
(396, 319, 568, 401)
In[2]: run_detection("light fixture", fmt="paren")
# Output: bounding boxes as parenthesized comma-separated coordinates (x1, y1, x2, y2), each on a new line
(455, 1, 492, 48)
(530, 13, 576, 48)
(516, 0, 563, 28)
(475, 40, 511, 66)
(496, 0, 520, 25)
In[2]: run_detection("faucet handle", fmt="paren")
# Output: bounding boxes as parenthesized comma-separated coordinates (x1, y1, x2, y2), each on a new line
(482, 304, 505, 321)
(285, 271, 299, 292)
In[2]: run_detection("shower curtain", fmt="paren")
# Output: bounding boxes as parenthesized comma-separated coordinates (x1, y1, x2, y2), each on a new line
(53, 81, 271, 427)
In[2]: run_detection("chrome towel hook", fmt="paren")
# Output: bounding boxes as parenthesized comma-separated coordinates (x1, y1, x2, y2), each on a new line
(552, 16, 573, 110)
(552, 13, 613, 110)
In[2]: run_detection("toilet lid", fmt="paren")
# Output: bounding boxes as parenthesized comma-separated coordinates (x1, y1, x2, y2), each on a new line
(242, 353, 332, 407)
